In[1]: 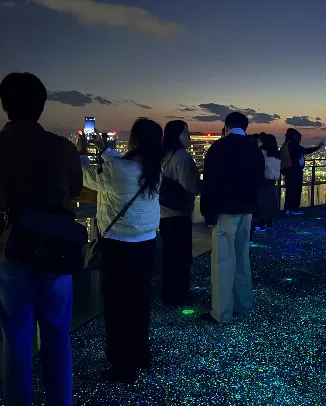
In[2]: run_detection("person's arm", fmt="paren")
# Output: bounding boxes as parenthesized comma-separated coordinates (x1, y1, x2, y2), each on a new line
(200, 143, 223, 225)
(79, 149, 120, 192)
(290, 141, 321, 156)
(176, 151, 201, 195)
(60, 137, 83, 200)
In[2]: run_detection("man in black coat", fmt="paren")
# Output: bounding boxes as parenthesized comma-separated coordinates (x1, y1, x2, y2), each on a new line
(200, 112, 265, 324)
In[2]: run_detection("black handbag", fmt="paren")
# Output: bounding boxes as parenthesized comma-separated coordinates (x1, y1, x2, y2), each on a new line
(159, 153, 189, 210)
(84, 187, 144, 271)
(5, 211, 88, 275)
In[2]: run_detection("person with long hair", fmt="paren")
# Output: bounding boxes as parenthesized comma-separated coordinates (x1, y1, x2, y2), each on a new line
(160, 120, 200, 306)
(77, 118, 163, 383)
(251, 133, 281, 240)
(280, 128, 323, 215)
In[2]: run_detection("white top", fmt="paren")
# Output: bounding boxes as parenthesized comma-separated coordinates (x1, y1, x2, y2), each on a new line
(262, 149, 281, 180)
(80, 148, 160, 242)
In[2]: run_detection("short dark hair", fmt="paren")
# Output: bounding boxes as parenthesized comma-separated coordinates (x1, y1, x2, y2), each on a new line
(0, 72, 47, 121)
(163, 120, 187, 155)
(225, 112, 249, 132)
(285, 128, 301, 142)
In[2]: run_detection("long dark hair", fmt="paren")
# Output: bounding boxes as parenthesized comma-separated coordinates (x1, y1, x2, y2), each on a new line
(163, 120, 187, 156)
(126, 118, 163, 199)
(259, 133, 280, 159)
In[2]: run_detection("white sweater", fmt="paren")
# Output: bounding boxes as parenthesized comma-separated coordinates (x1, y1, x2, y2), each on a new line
(80, 149, 160, 242)
(262, 150, 281, 180)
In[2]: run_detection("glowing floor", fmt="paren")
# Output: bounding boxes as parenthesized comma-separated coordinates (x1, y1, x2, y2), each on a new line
(4, 209, 326, 405)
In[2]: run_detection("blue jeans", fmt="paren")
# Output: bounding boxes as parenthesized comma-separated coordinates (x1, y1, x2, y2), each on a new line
(0, 262, 73, 406)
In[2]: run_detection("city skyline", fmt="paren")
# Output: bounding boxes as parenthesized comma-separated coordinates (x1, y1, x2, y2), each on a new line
(1, 0, 326, 139)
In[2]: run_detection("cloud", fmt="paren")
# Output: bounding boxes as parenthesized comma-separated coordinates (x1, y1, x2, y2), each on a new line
(31, 0, 183, 37)
(195, 103, 280, 124)
(93, 96, 112, 105)
(131, 101, 152, 110)
(285, 116, 324, 128)
(316, 117, 321, 121)
(193, 115, 221, 122)
(177, 107, 197, 112)
(47, 90, 112, 107)
(250, 113, 281, 124)
(166, 115, 186, 119)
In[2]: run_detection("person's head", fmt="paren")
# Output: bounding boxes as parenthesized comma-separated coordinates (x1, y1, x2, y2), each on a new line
(257, 133, 280, 159)
(285, 128, 301, 144)
(163, 120, 190, 154)
(128, 118, 163, 199)
(224, 112, 249, 135)
(0, 72, 47, 122)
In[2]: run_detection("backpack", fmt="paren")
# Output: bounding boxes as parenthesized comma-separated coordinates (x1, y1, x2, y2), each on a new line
(159, 153, 189, 211)
(280, 141, 292, 171)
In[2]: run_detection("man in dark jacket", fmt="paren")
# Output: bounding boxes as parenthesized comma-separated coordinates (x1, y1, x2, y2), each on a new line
(200, 112, 265, 324)
(280, 128, 323, 215)
(0, 73, 82, 405)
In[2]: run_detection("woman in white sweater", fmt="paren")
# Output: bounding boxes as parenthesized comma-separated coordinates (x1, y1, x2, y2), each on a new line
(77, 118, 163, 384)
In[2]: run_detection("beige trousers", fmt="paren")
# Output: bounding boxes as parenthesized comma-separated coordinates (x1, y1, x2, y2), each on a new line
(210, 214, 253, 323)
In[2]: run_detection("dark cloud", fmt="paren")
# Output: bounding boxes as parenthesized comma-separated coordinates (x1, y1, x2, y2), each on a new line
(316, 117, 321, 121)
(285, 116, 324, 127)
(250, 113, 281, 124)
(47, 91, 93, 107)
(93, 96, 112, 105)
(177, 107, 197, 112)
(166, 115, 186, 119)
(195, 103, 280, 124)
(131, 101, 153, 110)
(193, 115, 221, 122)
(47, 90, 112, 107)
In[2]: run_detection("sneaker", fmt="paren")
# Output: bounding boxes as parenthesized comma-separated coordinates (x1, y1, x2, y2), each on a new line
(285, 210, 290, 215)
(291, 211, 304, 215)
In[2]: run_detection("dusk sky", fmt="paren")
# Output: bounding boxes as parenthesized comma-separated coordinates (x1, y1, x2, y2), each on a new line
(1, 0, 326, 139)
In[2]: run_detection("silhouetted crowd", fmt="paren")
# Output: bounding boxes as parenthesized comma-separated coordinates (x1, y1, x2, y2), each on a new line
(0, 73, 323, 406)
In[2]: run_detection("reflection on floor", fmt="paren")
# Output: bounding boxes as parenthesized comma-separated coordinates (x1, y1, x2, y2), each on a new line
(3, 208, 326, 405)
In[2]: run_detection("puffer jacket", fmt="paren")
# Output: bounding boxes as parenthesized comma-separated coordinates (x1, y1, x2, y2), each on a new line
(262, 150, 281, 180)
(80, 149, 160, 240)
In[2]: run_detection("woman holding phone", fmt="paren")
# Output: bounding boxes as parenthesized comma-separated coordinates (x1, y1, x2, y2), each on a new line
(77, 119, 163, 383)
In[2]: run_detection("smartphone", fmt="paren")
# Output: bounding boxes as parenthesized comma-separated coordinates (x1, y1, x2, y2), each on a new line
(84, 117, 95, 140)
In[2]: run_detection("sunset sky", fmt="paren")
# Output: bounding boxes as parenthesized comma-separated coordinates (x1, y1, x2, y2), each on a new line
(1, 0, 326, 139)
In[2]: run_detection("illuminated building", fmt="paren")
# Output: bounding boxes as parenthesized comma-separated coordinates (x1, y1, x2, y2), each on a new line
(189, 132, 221, 172)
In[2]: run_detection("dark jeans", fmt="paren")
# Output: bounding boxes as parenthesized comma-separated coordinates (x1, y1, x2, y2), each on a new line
(160, 216, 193, 305)
(0, 262, 73, 406)
(284, 168, 303, 211)
(101, 238, 156, 373)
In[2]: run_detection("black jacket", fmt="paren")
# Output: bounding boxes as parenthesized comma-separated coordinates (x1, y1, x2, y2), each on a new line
(0, 121, 82, 215)
(200, 133, 265, 225)
(287, 140, 319, 171)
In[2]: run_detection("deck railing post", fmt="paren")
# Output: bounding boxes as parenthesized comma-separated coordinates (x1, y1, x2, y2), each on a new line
(311, 160, 316, 207)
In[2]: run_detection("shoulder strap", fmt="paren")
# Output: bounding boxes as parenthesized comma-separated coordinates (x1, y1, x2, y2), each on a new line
(100, 186, 145, 238)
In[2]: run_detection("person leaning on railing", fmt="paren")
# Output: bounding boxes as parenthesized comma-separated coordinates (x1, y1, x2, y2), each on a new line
(280, 128, 324, 215)
(76, 118, 163, 384)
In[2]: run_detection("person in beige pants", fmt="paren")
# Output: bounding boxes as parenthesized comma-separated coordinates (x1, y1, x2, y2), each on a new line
(210, 214, 253, 323)
(200, 112, 264, 324)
